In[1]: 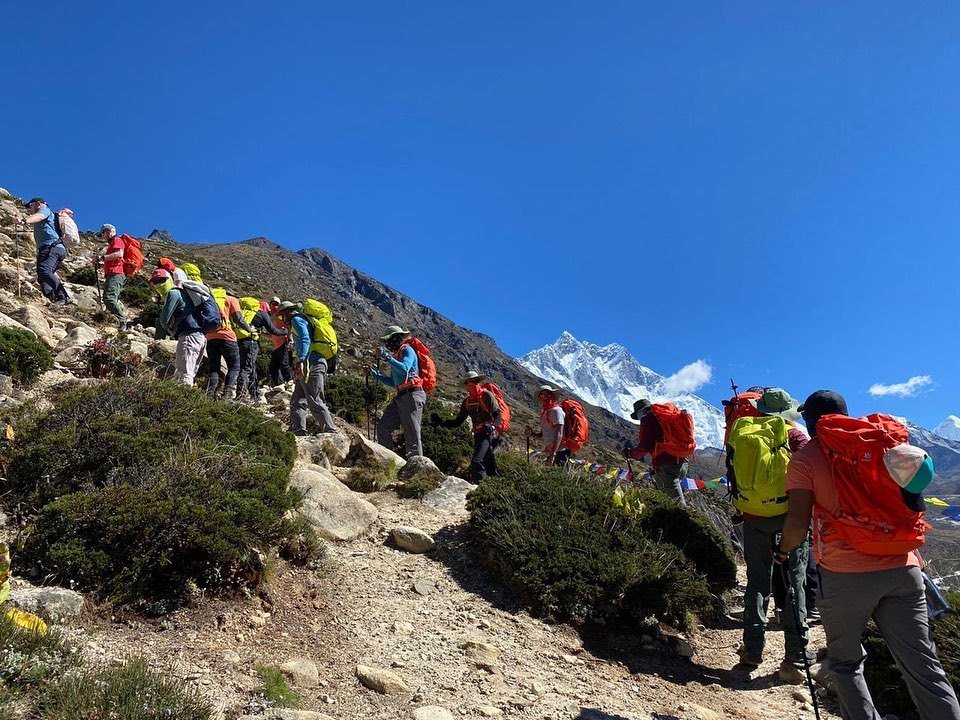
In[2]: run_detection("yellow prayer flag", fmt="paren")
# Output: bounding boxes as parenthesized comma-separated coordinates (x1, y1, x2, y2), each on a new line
(926, 498, 949, 507)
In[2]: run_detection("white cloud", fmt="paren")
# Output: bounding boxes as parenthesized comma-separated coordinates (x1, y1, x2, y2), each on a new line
(661, 360, 713, 395)
(868, 375, 933, 398)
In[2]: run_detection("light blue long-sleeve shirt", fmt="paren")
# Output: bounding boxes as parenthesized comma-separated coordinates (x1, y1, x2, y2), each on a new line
(290, 315, 314, 362)
(372, 345, 418, 389)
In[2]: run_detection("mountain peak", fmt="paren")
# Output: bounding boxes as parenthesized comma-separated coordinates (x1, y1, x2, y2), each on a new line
(934, 415, 960, 443)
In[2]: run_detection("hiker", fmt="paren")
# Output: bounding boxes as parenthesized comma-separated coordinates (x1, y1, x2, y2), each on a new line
(286, 301, 336, 435)
(93, 224, 127, 330)
(431, 371, 509, 481)
(205, 288, 246, 400)
(779, 390, 960, 720)
(368, 326, 432, 457)
(234, 297, 288, 402)
(23, 197, 71, 305)
(622, 399, 696, 506)
(268, 299, 293, 386)
(726, 388, 812, 681)
(524, 385, 568, 466)
(153, 269, 217, 386)
(156, 257, 178, 274)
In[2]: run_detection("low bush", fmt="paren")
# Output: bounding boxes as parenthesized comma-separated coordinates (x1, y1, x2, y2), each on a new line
(37, 658, 214, 720)
(468, 466, 736, 630)
(420, 397, 473, 474)
(863, 591, 960, 719)
(67, 266, 97, 286)
(0, 327, 53, 387)
(325, 373, 387, 426)
(3, 379, 301, 611)
(81, 334, 143, 379)
(347, 456, 398, 493)
(120, 274, 157, 307)
(254, 664, 301, 708)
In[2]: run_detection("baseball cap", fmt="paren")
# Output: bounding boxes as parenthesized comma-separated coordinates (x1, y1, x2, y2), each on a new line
(798, 390, 848, 418)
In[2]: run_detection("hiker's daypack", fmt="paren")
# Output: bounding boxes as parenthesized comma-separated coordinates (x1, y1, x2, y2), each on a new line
(210, 288, 231, 332)
(728, 416, 791, 516)
(723, 391, 763, 445)
(817, 413, 930, 556)
(560, 399, 589, 452)
(400, 337, 437, 392)
(650, 403, 697, 460)
(54, 209, 80, 250)
(300, 299, 338, 360)
(235, 297, 261, 340)
(472, 381, 511, 435)
(180, 281, 222, 334)
(120, 235, 144, 276)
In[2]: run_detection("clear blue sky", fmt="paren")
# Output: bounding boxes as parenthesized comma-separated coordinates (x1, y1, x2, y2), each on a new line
(4, 2, 958, 427)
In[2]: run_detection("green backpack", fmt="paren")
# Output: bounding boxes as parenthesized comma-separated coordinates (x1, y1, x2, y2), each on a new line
(299, 299, 338, 360)
(728, 416, 792, 517)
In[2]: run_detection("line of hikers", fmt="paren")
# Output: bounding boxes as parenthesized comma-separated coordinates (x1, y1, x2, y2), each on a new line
(24, 200, 958, 720)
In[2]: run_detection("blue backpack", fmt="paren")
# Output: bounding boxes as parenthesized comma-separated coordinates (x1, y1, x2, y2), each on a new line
(180, 282, 222, 334)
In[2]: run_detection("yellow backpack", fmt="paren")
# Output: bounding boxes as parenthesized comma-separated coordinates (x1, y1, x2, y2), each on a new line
(235, 297, 261, 340)
(299, 299, 338, 360)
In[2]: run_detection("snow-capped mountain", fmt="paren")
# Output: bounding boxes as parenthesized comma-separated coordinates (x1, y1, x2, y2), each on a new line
(934, 416, 960, 443)
(518, 332, 726, 449)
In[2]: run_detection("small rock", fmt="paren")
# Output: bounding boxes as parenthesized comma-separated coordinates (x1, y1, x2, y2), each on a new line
(356, 664, 410, 695)
(463, 641, 500, 665)
(801, 703, 814, 712)
(222, 650, 241, 664)
(393, 621, 414, 635)
(529, 680, 547, 697)
(413, 580, 435, 596)
(688, 703, 723, 720)
(390, 526, 436, 554)
(412, 707, 455, 720)
(280, 658, 320, 688)
(477, 707, 503, 717)
(9, 585, 85, 619)
(792, 689, 810, 703)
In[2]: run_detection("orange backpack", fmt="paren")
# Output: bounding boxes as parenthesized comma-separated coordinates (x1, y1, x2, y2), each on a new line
(650, 403, 697, 459)
(817, 413, 930, 556)
(560, 399, 589, 452)
(121, 235, 144, 276)
(473, 381, 511, 435)
(400, 338, 437, 392)
(722, 391, 763, 445)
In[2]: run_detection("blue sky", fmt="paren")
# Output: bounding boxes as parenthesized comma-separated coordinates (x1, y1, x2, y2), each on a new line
(4, 2, 958, 427)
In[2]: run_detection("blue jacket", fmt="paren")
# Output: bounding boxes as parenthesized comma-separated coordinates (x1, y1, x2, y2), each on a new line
(160, 288, 202, 338)
(290, 315, 320, 363)
(372, 345, 418, 389)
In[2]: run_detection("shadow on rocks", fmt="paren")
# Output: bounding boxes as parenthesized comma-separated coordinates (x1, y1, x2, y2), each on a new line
(577, 709, 642, 720)
(429, 522, 526, 616)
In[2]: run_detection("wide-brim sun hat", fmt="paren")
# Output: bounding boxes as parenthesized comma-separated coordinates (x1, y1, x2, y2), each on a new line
(537, 384, 560, 396)
(380, 325, 411, 341)
(756, 387, 801, 421)
(462, 371, 486, 384)
(278, 301, 297, 312)
(630, 397, 653, 420)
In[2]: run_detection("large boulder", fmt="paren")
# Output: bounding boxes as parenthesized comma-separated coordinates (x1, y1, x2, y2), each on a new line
(423, 476, 477, 514)
(342, 426, 406, 470)
(397, 455, 445, 485)
(0, 312, 36, 338)
(55, 323, 98, 353)
(290, 463, 378, 541)
(9, 585, 85, 620)
(8, 306, 53, 347)
(62, 283, 102, 312)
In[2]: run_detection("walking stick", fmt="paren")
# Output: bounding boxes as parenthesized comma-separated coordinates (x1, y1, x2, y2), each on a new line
(525, 434, 530, 464)
(777, 540, 821, 720)
(94, 260, 104, 312)
(365, 371, 373, 440)
(15, 221, 23, 298)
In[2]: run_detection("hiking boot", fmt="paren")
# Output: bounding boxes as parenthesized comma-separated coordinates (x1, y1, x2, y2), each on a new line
(737, 644, 762, 668)
(807, 607, 821, 624)
(778, 660, 807, 685)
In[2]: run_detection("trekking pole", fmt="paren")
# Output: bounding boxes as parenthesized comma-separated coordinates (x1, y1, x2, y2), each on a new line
(777, 539, 821, 720)
(94, 259, 104, 312)
(365, 371, 373, 440)
(525, 434, 530, 464)
(15, 221, 23, 298)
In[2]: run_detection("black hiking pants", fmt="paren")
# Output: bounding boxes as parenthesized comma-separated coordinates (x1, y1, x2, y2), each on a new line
(207, 339, 240, 399)
(469, 429, 499, 482)
(269, 345, 291, 385)
(237, 338, 259, 400)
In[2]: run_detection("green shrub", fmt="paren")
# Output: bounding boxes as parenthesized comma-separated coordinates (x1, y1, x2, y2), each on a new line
(277, 514, 325, 566)
(420, 397, 473, 474)
(256, 336, 275, 385)
(863, 591, 960, 719)
(3, 379, 299, 610)
(37, 658, 214, 720)
(120, 274, 157, 308)
(80, 334, 143, 379)
(325, 373, 387, 426)
(467, 466, 736, 630)
(0, 327, 53, 387)
(67, 266, 98, 286)
(254, 665, 300, 708)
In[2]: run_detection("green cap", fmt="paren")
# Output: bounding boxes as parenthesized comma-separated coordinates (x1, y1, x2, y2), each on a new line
(380, 325, 411, 341)
(630, 398, 653, 420)
(755, 387, 801, 421)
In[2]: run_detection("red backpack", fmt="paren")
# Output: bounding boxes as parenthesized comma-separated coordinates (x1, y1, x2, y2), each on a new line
(817, 413, 930, 556)
(401, 338, 437, 392)
(473, 381, 510, 435)
(560, 399, 589, 452)
(121, 235, 144, 276)
(650, 403, 697, 459)
(722, 391, 763, 445)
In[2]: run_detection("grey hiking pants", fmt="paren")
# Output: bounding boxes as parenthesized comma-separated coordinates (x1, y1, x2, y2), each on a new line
(654, 459, 688, 506)
(378, 387, 426, 458)
(742, 515, 808, 662)
(174, 332, 206, 387)
(819, 566, 960, 720)
(289, 357, 335, 434)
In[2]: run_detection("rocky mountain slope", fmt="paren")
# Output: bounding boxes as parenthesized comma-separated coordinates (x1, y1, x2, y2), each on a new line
(519, 332, 726, 449)
(907, 421, 960, 496)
